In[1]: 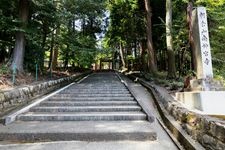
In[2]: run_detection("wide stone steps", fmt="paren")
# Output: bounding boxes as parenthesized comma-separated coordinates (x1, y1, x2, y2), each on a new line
(67, 86, 127, 89)
(53, 93, 132, 97)
(2, 72, 156, 142)
(67, 87, 128, 90)
(40, 101, 138, 106)
(48, 97, 135, 101)
(68, 83, 125, 85)
(61, 89, 129, 93)
(18, 112, 147, 121)
(59, 91, 130, 94)
(30, 106, 142, 112)
(16, 73, 145, 122)
(74, 84, 124, 86)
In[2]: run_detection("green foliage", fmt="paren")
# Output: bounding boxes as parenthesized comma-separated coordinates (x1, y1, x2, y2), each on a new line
(0, 0, 225, 82)
(0, 0, 17, 63)
(0, 64, 10, 75)
(0, 0, 107, 71)
(57, 0, 106, 68)
(214, 67, 225, 86)
(105, 0, 144, 46)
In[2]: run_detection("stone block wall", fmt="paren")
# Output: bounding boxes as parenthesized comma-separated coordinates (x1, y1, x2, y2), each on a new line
(137, 77, 225, 150)
(0, 72, 90, 114)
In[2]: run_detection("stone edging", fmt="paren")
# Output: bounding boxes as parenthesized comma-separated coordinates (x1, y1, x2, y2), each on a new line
(0, 71, 91, 116)
(132, 76, 225, 150)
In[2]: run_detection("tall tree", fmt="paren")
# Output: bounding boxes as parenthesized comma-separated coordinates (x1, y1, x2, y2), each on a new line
(52, 27, 60, 70)
(11, 0, 29, 73)
(119, 42, 126, 69)
(144, 0, 157, 74)
(50, 1, 61, 70)
(166, 0, 176, 78)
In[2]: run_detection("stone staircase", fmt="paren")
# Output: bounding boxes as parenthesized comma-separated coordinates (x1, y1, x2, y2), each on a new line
(0, 72, 156, 142)
(17, 72, 147, 122)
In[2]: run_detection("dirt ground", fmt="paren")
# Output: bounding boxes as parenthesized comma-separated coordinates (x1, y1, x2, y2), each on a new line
(0, 70, 79, 91)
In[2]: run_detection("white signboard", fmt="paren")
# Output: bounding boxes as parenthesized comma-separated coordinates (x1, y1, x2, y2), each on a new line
(197, 7, 213, 79)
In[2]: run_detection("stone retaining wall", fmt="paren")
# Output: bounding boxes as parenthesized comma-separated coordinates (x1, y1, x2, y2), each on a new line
(0, 72, 91, 114)
(135, 77, 225, 150)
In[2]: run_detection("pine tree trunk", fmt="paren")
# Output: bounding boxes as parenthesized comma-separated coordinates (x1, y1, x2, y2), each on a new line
(11, 0, 29, 73)
(166, 0, 176, 79)
(144, 0, 157, 74)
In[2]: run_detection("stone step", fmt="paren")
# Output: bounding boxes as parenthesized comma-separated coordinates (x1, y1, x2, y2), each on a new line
(49, 97, 135, 101)
(67, 88, 128, 91)
(71, 85, 125, 87)
(76, 83, 123, 85)
(17, 112, 147, 121)
(60, 91, 130, 94)
(76, 83, 124, 85)
(0, 121, 156, 142)
(72, 84, 125, 86)
(30, 106, 142, 112)
(68, 86, 126, 88)
(64, 89, 129, 92)
(40, 101, 138, 106)
(53, 93, 132, 97)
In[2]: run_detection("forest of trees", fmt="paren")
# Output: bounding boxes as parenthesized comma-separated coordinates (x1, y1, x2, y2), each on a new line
(0, 0, 225, 81)
(0, 0, 107, 74)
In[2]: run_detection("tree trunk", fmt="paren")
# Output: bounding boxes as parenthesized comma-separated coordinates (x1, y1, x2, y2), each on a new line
(52, 27, 60, 70)
(139, 40, 146, 71)
(39, 31, 47, 70)
(48, 0, 61, 70)
(64, 45, 69, 69)
(187, 1, 196, 71)
(51, 1, 60, 71)
(119, 42, 126, 69)
(72, 19, 76, 32)
(11, 0, 29, 73)
(52, 26, 60, 70)
(0, 45, 6, 63)
(48, 31, 54, 69)
(166, 0, 176, 79)
(144, 0, 157, 74)
(133, 40, 137, 58)
(42, 31, 47, 50)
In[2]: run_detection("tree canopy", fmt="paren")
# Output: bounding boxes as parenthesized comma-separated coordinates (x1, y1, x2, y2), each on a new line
(0, 0, 225, 81)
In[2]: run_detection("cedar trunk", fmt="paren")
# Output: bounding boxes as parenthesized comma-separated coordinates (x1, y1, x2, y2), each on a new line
(139, 40, 147, 71)
(187, 1, 196, 71)
(48, 32, 54, 69)
(11, 0, 29, 73)
(144, 0, 157, 74)
(64, 45, 69, 69)
(52, 28, 60, 70)
(119, 42, 126, 69)
(166, 0, 176, 78)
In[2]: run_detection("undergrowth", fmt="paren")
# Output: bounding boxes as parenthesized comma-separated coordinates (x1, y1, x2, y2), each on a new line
(0, 64, 10, 75)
